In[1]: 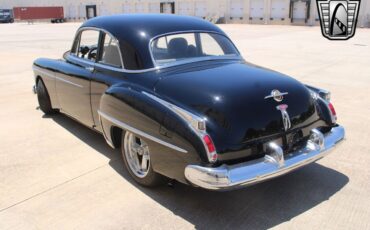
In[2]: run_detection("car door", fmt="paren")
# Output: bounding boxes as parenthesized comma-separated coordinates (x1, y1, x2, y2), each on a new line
(56, 29, 100, 127)
(90, 32, 125, 131)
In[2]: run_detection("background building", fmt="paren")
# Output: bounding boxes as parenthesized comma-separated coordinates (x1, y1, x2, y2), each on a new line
(0, 0, 369, 27)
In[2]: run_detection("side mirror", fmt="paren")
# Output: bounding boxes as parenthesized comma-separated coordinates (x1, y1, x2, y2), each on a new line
(63, 50, 70, 59)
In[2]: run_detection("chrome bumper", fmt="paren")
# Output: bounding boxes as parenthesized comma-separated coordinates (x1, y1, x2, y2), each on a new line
(185, 125, 345, 190)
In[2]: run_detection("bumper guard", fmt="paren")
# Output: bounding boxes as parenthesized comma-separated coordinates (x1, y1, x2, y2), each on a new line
(185, 125, 345, 190)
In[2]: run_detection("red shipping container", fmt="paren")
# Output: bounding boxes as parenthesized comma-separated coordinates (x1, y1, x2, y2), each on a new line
(13, 6, 64, 20)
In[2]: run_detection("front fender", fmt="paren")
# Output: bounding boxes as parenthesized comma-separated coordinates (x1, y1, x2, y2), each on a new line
(98, 83, 204, 183)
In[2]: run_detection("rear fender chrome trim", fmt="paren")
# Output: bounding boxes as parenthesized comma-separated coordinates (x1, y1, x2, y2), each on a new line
(98, 110, 188, 153)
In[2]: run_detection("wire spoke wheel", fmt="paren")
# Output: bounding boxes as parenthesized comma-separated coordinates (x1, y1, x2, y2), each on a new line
(124, 132, 151, 178)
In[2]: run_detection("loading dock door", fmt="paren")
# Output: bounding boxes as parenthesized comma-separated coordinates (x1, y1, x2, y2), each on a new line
(86, 5, 96, 19)
(99, 4, 109, 16)
(135, 3, 145, 13)
(68, 5, 77, 19)
(149, 3, 160, 13)
(250, 0, 264, 18)
(293, 0, 306, 19)
(178, 2, 191, 15)
(122, 4, 132, 13)
(271, 0, 286, 19)
(195, 1, 207, 18)
(230, 0, 244, 18)
(160, 2, 175, 14)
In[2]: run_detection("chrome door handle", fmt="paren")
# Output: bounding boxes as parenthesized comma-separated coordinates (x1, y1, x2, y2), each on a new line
(85, 66, 94, 72)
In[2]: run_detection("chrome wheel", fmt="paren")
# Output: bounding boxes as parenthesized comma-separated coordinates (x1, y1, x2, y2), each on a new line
(124, 132, 150, 178)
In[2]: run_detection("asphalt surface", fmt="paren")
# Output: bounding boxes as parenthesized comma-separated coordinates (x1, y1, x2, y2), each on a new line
(0, 22, 369, 230)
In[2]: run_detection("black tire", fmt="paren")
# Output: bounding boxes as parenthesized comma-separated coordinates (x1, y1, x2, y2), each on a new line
(36, 79, 57, 115)
(121, 131, 166, 187)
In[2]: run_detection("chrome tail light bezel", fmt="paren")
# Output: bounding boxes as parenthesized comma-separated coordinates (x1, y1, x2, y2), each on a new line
(143, 91, 218, 163)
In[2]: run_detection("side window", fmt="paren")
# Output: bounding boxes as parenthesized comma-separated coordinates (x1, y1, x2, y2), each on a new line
(99, 33, 122, 68)
(77, 30, 100, 61)
(200, 33, 224, 56)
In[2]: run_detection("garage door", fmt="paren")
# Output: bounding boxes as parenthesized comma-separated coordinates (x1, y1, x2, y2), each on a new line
(149, 3, 160, 13)
(250, 0, 264, 18)
(135, 3, 145, 13)
(161, 3, 173, 14)
(293, 1, 306, 19)
(122, 4, 132, 13)
(178, 2, 191, 15)
(230, 0, 244, 18)
(67, 5, 77, 19)
(271, 0, 287, 19)
(99, 4, 109, 16)
(195, 1, 207, 18)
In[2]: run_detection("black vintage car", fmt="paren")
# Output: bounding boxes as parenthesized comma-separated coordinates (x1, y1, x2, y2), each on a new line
(33, 14, 345, 190)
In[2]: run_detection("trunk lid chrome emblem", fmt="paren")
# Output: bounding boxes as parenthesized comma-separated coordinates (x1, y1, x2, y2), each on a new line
(276, 104, 292, 131)
(264, 89, 288, 102)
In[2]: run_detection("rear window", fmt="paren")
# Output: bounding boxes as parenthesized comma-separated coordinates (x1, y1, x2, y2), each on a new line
(150, 32, 239, 66)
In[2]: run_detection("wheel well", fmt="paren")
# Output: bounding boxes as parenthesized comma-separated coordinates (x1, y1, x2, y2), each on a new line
(111, 126, 124, 148)
(36, 75, 42, 84)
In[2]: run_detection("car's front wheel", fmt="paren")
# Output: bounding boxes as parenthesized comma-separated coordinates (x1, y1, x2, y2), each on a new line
(121, 131, 165, 187)
(36, 80, 57, 115)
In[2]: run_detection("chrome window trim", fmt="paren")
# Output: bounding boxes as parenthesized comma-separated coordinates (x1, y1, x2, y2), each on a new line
(70, 27, 125, 69)
(33, 66, 83, 88)
(68, 28, 243, 74)
(98, 110, 188, 153)
(148, 30, 242, 68)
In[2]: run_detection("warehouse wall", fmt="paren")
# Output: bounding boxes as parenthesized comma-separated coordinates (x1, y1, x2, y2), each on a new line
(0, 0, 369, 27)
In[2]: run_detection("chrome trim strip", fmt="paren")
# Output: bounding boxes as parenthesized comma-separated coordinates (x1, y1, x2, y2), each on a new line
(71, 27, 124, 68)
(142, 91, 219, 163)
(68, 50, 159, 74)
(98, 110, 188, 153)
(185, 125, 345, 190)
(55, 76, 83, 88)
(94, 61, 160, 73)
(69, 28, 242, 74)
(33, 66, 83, 88)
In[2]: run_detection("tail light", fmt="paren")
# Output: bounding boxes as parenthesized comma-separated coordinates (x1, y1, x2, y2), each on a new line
(328, 102, 337, 123)
(143, 91, 219, 163)
(203, 134, 218, 163)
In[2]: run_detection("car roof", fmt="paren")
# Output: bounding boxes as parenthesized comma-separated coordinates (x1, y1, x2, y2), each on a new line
(80, 14, 226, 69)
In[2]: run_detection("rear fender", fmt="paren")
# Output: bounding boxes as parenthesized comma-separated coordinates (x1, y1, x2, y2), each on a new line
(98, 84, 203, 183)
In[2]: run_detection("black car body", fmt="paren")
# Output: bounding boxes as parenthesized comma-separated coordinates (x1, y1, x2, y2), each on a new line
(33, 14, 345, 190)
(0, 9, 14, 23)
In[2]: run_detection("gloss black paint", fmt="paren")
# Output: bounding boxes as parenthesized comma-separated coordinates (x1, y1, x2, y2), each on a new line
(33, 14, 334, 184)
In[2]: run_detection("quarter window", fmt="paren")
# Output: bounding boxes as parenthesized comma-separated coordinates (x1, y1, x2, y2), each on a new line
(77, 30, 100, 61)
(200, 33, 224, 56)
(99, 33, 122, 68)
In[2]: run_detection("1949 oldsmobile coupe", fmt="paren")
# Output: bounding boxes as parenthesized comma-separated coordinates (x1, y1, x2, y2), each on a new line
(33, 14, 345, 190)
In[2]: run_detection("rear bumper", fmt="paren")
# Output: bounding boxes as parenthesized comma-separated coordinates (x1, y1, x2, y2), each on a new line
(185, 125, 345, 190)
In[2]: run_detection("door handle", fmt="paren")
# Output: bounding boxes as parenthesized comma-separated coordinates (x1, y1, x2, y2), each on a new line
(85, 66, 94, 72)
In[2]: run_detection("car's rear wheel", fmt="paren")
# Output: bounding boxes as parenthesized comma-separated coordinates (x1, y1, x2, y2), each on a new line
(121, 131, 166, 187)
(36, 79, 57, 115)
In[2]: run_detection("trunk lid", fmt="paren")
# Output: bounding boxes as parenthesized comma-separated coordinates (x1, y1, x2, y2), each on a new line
(154, 61, 318, 152)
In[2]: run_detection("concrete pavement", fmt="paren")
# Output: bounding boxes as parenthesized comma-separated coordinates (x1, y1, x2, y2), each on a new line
(0, 22, 369, 229)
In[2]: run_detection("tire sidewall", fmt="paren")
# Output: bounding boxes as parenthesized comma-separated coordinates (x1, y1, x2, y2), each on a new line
(121, 132, 165, 187)
(36, 79, 54, 114)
